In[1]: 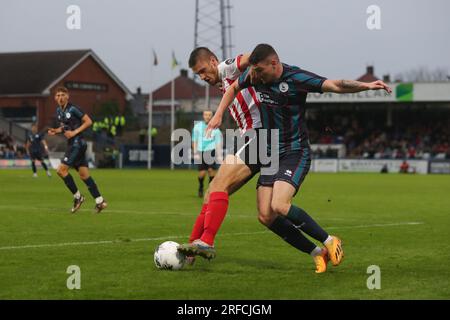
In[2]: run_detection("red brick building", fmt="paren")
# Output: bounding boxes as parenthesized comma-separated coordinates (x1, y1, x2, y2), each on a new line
(0, 49, 132, 132)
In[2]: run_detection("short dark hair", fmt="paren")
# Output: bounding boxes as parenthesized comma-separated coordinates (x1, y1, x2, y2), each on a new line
(55, 86, 69, 94)
(188, 47, 218, 68)
(249, 44, 278, 65)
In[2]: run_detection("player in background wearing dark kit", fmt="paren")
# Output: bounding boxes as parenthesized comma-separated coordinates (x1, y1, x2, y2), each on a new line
(26, 124, 52, 178)
(192, 110, 222, 198)
(47, 87, 107, 213)
(208, 44, 392, 272)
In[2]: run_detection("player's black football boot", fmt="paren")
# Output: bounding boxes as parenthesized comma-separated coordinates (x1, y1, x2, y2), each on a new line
(95, 200, 108, 213)
(71, 195, 85, 213)
(178, 240, 216, 260)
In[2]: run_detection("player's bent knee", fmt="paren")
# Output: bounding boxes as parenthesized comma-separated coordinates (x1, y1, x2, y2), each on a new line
(56, 167, 67, 177)
(211, 169, 244, 194)
(258, 212, 277, 226)
(270, 201, 290, 216)
(208, 178, 228, 193)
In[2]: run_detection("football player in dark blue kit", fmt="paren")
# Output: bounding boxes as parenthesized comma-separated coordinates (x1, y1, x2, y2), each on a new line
(48, 86, 107, 213)
(208, 44, 392, 272)
(26, 124, 52, 178)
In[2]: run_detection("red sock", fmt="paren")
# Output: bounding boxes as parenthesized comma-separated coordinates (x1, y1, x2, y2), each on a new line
(189, 203, 208, 243)
(200, 192, 229, 246)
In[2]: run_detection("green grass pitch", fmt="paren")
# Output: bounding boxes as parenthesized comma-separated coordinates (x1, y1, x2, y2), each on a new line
(0, 169, 449, 299)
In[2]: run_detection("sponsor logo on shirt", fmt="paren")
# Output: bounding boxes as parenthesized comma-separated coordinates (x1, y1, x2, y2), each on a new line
(225, 58, 235, 65)
(256, 92, 279, 105)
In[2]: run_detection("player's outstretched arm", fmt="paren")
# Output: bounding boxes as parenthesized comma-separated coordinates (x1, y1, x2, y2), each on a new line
(322, 79, 392, 94)
(206, 81, 241, 135)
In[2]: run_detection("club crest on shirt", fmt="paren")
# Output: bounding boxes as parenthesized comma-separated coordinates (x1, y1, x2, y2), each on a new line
(225, 58, 235, 65)
(279, 82, 289, 93)
(65, 113, 71, 119)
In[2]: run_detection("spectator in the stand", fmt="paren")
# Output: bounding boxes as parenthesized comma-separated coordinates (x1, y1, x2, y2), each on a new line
(103, 117, 110, 131)
(399, 160, 409, 174)
(139, 127, 146, 144)
(120, 115, 125, 135)
(115, 114, 126, 136)
(110, 125, 117, 138)
(407, 146, 416, 159)
(325, 146, 335, 158)
(307, 112, 450, 160)
(151, 126, 158, 145)
(92, 121, 100, 143)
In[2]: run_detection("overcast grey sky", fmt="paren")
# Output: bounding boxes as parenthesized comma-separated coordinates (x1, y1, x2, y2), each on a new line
(1, 0, 449, 92)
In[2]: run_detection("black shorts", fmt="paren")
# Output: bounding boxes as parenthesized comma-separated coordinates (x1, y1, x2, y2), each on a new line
(30, 151, 44, 161)
(257, 148, 311, 195)
(233, 128, 266, 176)
(197, 150, 218, 171)
(61, 139, 88, 169)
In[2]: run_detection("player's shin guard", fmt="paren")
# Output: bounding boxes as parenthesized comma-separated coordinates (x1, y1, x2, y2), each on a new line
(62, 174, 78, 194)
(189, 203, 208, 243)
(268, 216, 317, 254)
(41, 161, 48, 171)
(82, 176, 101, 199)
(286, 205, 329, 243)
(31, 161, 37, 174)
(200, 192, 229, 246)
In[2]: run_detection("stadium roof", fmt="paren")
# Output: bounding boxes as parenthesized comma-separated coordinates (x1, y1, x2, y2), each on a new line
(152, 69, 222, 100)
(0, 49, 133, 98)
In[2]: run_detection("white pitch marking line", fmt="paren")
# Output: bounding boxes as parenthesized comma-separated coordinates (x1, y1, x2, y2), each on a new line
(329, 222, 424, 229)
(0, 205, 360, 220)
(0, 205, 254, 218)
(0, 222, 424, 251)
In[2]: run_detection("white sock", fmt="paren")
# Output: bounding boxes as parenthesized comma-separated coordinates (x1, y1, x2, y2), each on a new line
(74, 191, 81, 199)
(323, 235, 333, 245)
(95, 196, 104, 204)
(310, 246, 322, 257)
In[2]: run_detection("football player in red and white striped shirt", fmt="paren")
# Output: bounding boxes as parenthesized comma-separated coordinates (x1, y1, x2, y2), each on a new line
(179, 48, 327, 269)
(217, 54, 262, 134)
(178, 47, 265, 261)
